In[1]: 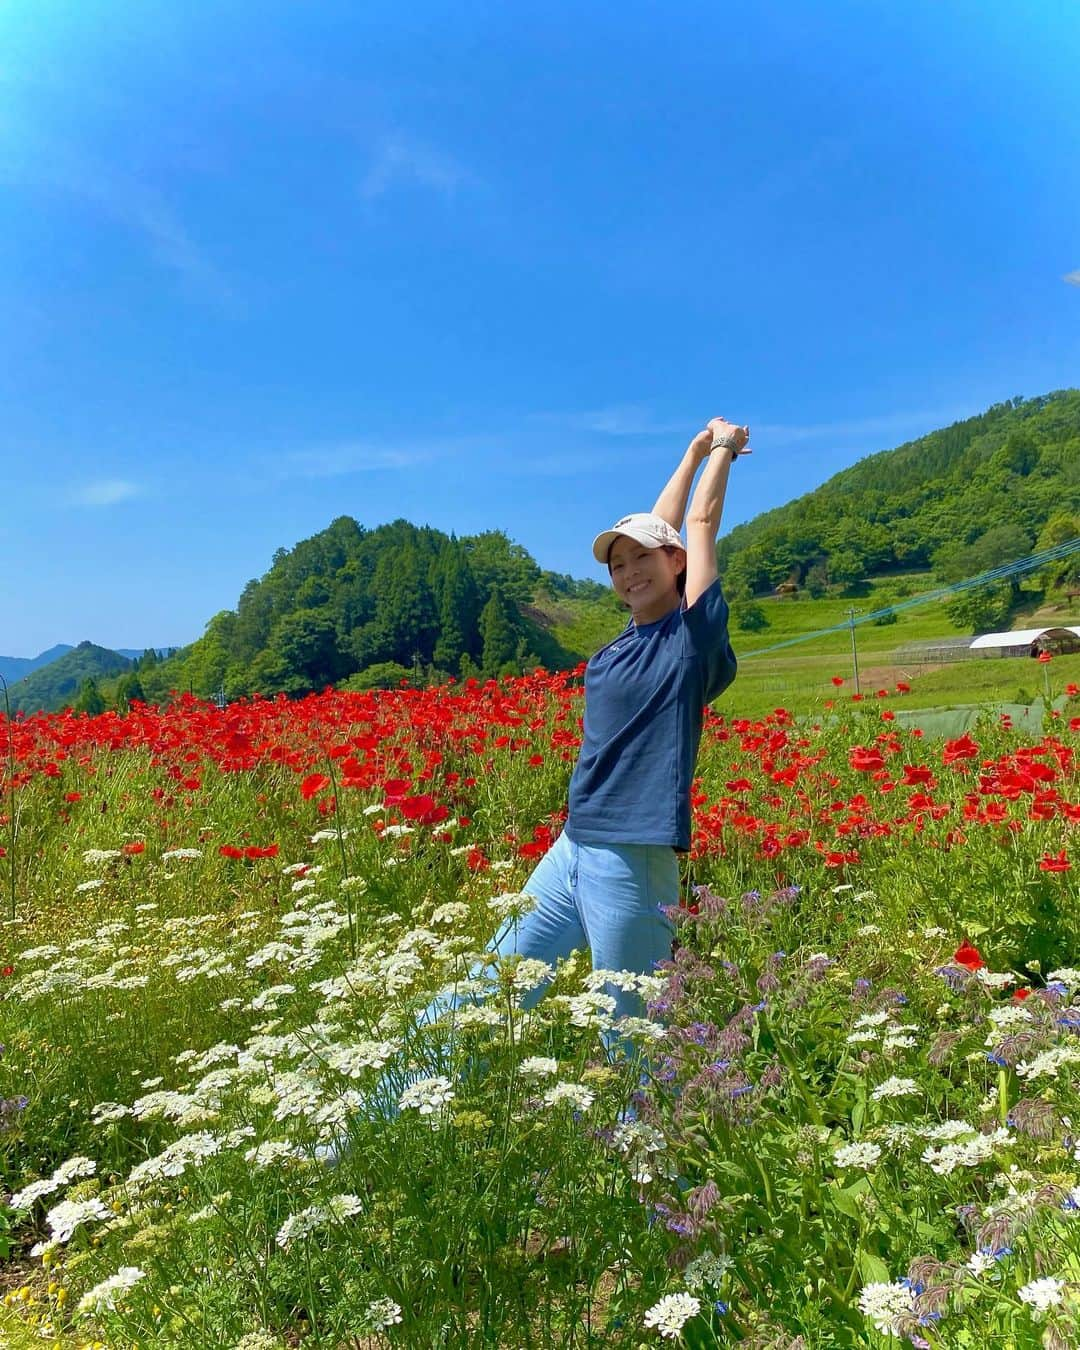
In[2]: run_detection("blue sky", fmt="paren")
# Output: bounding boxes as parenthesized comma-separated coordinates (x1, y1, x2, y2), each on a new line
(1, 0, 1078, 656)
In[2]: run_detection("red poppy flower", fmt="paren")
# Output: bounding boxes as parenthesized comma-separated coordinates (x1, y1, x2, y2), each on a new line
(1, 965, 14, 977)
(245, 844, 280, 859)
(1039, 851, 1071, 872)
(953, 941, 985, 971)
(122, 841, 146, 855)
(219, 845, 245, 860)
(300, 773, 331, 800)
(831, 676, 845, 687)
(1013, 987, 1031, 1001)
(1038, 650, 1053, 663)
(64, 792, 82, 802)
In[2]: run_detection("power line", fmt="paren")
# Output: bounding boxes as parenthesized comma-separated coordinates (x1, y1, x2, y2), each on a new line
(737, 535, 1080, 659)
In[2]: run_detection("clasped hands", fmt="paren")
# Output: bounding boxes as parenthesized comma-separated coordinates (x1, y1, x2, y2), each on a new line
(690, 417, 751, 464)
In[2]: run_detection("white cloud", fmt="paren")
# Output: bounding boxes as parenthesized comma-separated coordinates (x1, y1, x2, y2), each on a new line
(531, 405, 687, 438)
(274, 442, 443, 479)
(360, 133, 473, 200)
(0, 126, 235, 311)
(753, 407, 973, 445)
(1065, 270, 1080, 287)
(70, 480, 142, 507)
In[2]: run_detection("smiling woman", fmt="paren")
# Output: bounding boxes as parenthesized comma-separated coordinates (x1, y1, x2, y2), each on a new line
(417, 420, 746, 1098)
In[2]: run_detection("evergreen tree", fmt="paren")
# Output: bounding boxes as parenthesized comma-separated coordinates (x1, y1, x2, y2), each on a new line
(114, 672, 147, 709)
(480, 586, 520, 674)
(433, 548, 481, 672)
(74, 677, 106, 715)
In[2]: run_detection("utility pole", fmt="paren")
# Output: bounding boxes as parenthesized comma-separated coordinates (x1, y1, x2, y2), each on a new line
(847, 608, 861, 695)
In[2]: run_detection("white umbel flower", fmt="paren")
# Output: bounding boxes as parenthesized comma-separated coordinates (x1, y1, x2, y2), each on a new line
(75, 1266, 146, 1315)
(643, 1291, 701, 1339)
(833, 1142, 881, 1170)
(870, 1077, 920, 1100)
(1018, 1277, 1065, 1315)
(858, 1280, 914, 1334)
(398, 1075, 455, 1115)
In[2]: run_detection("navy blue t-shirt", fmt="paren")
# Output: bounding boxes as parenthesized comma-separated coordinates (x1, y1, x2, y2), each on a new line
(563, 577, 737, 854)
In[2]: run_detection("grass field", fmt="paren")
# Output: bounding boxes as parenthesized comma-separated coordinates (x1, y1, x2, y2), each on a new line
(541, 574, 1080, 722)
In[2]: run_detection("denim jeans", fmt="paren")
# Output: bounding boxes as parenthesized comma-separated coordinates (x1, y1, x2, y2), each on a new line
(318, 834, 680, 1160)
(383, 833, 678, 1104)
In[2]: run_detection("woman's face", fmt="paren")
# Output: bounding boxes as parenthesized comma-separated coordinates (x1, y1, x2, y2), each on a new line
(607, 536, 685, 622)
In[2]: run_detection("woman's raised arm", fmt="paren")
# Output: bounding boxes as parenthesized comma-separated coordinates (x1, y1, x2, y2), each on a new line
(683, 418, 750, 610)
(650, 433, 713, 532)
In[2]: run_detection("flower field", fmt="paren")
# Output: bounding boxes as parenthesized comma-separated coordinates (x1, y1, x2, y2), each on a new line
(1, 668, 1079, 1348)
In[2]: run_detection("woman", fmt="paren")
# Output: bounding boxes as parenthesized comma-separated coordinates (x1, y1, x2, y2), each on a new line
(470, 416, 745, 1053)
(319, 417, 746, 1155)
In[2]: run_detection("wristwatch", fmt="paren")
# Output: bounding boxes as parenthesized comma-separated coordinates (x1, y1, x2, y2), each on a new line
(710, 434, 741, 460)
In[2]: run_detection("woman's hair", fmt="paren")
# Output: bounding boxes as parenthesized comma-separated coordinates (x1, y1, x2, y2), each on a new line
(662, 544, 688, 597)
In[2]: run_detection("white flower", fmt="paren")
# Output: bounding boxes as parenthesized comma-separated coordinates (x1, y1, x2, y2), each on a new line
(430, 901, 470, 925)
(643, 1291, 701, 1339)
(51, 1156, 97, 1186)
(683, 1250, 732, 1292)
(45, 1197, 111, 1243)
(501, 956, 554, 993)
(364, 1297, 403, 1331)
(870, 1077, 919, 1101)
(541, 1081, 595, 1112)
(519, 1057, 559, 1078)
(1016, 1047, 1080, 1081)
(976, 969, 1016, 990)
(857, 924, 880, 936)
(858, 1280, 914, 1335)
(1018, 1277, 1065, 1315)
(82, 848, 121, 865)
(923, 926, 947, 939)
(833, 1142, 881, 1170)
(161, 848, 203, 860)
(10, 1177, 61, 1211)
(1047, 969, 1080, 988)
(488, 891, 538, 921)
(846, 1030, 879, 1045)
(967, 1250, 996, 1276)
(75, 880, 105, 893)
(399, 1075, 455, 1116)
(380, 824, 414, 839)
(75, 1266, 145, 1315)
(921, 1119, 978, 1142)
(853, 1011, 891, 1028)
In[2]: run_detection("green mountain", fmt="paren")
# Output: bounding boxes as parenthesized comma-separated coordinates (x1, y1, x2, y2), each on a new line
(138, 520, 620, 704)
(8, 642, 134, 714)
(0, 645, 74, 686)
(716, 389, 1080, 597)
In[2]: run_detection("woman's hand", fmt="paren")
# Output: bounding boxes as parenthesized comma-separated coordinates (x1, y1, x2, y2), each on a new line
(689, 417, 751, 462)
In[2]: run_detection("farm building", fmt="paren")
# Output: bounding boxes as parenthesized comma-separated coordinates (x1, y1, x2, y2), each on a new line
(969, 625, 1080, 657)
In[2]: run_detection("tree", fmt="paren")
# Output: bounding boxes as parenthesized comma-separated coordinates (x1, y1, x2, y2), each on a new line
(480, 586, 520, 674)
(432, 549, 481, 672)
(114, 672, 147, 709)
(339, 662, 412, 691)
(730, 599, 769, 632)
(1034, 512, 1080, 591)
(944, 581, 1013, 634)
(74, 677, 106, 715)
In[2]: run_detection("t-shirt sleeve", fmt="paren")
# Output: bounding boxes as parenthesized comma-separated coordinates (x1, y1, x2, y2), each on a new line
(681, 577, 737, 702)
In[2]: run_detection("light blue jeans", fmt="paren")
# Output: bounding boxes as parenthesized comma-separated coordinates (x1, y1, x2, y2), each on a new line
(377, 832, 679, 1113)
(468, 829, 675, 1011)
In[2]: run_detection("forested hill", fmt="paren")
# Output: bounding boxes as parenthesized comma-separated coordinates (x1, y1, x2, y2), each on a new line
(138, 521, 617, 704)
(716, 390, 1080, 596)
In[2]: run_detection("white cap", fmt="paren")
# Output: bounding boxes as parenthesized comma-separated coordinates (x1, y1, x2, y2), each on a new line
(592, 512, 686, 565)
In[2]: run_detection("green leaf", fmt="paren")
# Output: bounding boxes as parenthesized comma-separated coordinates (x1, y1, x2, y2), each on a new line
(858, 1248, 892, 1286)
